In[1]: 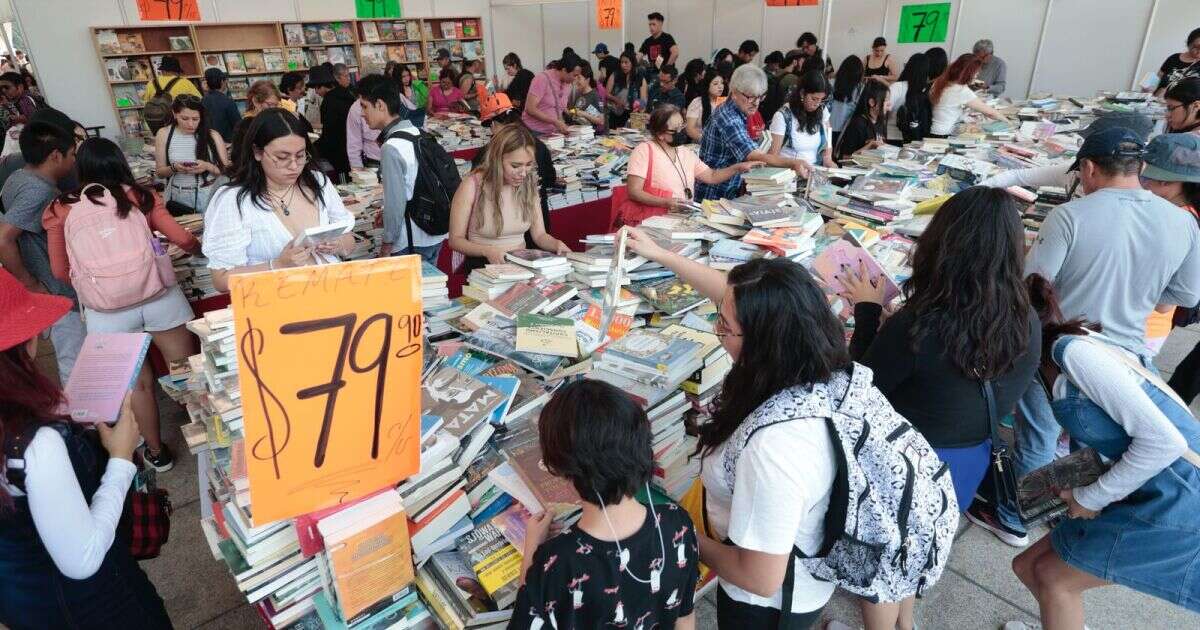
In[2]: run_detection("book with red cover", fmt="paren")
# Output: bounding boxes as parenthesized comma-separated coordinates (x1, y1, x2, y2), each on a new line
(293, 487, 391, 557)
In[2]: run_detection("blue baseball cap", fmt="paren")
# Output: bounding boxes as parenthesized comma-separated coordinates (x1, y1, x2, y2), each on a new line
(592, 43, 609, 55)
(1068, 127, 1145, 172)
(1142, 133, 1200, 183)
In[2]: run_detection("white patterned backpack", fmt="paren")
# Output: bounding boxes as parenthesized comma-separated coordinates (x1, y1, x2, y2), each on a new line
(722, 363, 959, 605)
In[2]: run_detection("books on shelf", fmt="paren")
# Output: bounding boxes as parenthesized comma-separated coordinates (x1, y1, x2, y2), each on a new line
(168, 35, 193, 51)
(112, 84, 142, 108)
(97, 29, 121, 54)
(224, 52, 247, 74)
(242, 51, 266, 74)
(128, 59, 152, 81)
(202, 53, 226, 73)
(262, 49, 285, 72)
(283, 23, 305, 46)
(361, 21, 380, 42)
(118, 32, 146, 53)
(105, 58, 131, 82)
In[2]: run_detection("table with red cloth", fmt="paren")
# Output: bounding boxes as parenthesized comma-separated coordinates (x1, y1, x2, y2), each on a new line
(450, 147, 481, 162)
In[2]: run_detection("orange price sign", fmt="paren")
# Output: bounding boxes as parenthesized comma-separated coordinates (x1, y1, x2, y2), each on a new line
(596, 0, 622, 30)
(136, 0, 201, 21)
(229, 256, 424, 525)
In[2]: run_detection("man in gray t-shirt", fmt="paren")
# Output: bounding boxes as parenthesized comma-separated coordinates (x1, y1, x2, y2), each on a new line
(973, 39, 1007, 97)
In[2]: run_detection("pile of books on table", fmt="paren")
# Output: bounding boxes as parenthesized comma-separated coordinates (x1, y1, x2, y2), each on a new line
(742, 166, 798, 195)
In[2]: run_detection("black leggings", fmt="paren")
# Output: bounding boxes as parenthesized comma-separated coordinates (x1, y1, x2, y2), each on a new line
(716, 586, 824, 630)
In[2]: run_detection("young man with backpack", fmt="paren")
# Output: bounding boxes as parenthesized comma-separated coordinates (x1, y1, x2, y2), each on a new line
(142, 57, 200, 135)
(357, 74, 451, 263)
(0, 122, 83, 380)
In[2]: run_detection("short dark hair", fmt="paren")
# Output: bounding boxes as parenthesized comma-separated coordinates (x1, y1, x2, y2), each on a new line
(739, 40, 760, 55)
(559, 54, 583, 72)
(158, 56, 183, 74)
(19, 121, 73, 166)
(538, 380, 653, 506)
(647, 12, 664, 22)
(647, 103, 681, 135)
(502, 52, 522, 69)
(658, 63, 679, 80)
(1189, 27, 1200, 47)
(279, 71, 306, 94)
(797, 32, 818, 47)
(1086, 151, 1144, 177)
(873, 36, 888, 48)
(205, 73, 224, 91)
(357, 73, 403, 116)
(765, 51, 785, 66)
(0, 71, 21, 87)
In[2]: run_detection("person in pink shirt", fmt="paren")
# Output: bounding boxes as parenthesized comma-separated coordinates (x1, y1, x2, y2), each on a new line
(428, 70, 468, 115)
(521, 56, 582, 136)
(346, 98, 381, 169)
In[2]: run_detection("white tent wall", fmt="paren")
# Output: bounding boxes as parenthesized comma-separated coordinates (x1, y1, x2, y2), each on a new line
(11, 0, 1200, 136)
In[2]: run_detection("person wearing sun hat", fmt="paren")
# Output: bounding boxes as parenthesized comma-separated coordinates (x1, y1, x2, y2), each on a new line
(0, 269, 172, 628)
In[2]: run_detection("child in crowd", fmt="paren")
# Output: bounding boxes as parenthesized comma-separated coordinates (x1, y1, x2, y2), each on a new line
(510, 379, 700, 630)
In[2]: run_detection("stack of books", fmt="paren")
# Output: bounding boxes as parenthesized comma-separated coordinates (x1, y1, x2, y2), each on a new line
(422, 260, 450, 311)
(742, 166, 798, 195)
(505, 249, 571, 282)
(463, 263, 535, 302)
(566, 243, 647, 288)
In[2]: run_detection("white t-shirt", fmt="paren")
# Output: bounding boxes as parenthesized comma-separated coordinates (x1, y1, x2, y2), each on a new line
(686, 96, 703, 121)
(768, 108, 831, 165)
(700, 410, 837, 613)
(930, 83, 977, 136)
(885, 80, 911, 141)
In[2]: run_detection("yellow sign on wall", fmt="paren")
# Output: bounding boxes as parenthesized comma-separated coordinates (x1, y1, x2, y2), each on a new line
(230, 256, 424, 525)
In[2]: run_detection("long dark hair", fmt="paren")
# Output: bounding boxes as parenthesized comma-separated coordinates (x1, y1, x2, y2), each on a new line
(832, 55, 864, 103)
(713, 48, 734, 67)
(170, 94, 222, 181)
(58, 138, 156, 219)
(899, 53, 930, 105)
(0, 344, 68, 512)
(1026, 274, 1098, 362)
(699, 69, 727, 126)
(905, 187, 1031, 379)
(681, 58, 707, 102)
(701, 259, 851, 455)
(788, 70, 829, 134)
(613, 51, 640, 91)
(852, 79, 889, 122)
(225, 108, 324, 212)
(926, 47, 948, 84)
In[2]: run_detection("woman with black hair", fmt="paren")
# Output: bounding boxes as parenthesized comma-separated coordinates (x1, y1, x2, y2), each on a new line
(1154, 27, 1200, 96)
(768, 70, 835, 168)
(680, 58, 708, 104)
(684, 70, 726, 142)
(713, 48, 735, 68)
(829, 55, 865, 146)
(501, 52, 536, 112)
(624, 232, 854, 628)
(607, 51, 648, 129)
(886, 53, 931, 144)
(1007, 274, 1200, 630)
(840, 186, 1040, 630)
(43, 137, 202, 473)
(153, 94, 228, 214)
(1164, 77, 1200, 135)
(834, 80, 890, 161)
(511, 379, 701, 630)
(203, 109, 354, 293)
(926, 46, 948, 86)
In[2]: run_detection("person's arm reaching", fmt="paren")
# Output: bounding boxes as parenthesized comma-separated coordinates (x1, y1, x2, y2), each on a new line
(526, 198, 570, 255)
(695, 160, 761, 185)
(146, 193, 201, 254)
(966, 97, 1007, 122)
(625, 227, 727, 302)
(980, 163, 1073, 189)
(747, 149, 810, 177)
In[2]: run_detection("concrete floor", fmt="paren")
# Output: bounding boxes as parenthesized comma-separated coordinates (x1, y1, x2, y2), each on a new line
(134, 327, 1200, 629)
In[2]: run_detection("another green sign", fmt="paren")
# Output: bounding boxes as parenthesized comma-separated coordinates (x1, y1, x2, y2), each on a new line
(355, 0, 401, 19)
(897, 2, 951, 43)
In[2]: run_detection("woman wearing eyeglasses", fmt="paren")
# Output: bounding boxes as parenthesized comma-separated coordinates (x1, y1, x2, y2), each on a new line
(618, 104, 760, 227)
(1164, 77, 1200, 136)
(623, 231, 851, 628)
(767, 70, 835, 168)
(153, 94, 228, 214)
(1154, 28, 1200, 97)
(203, 109, 355, 293)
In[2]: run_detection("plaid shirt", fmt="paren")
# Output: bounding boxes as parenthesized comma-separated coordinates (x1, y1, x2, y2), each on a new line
(696, 100, 757, 201)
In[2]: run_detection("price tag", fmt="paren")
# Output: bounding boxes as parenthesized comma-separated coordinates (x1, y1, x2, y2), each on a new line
(596, 0, 622, 30)
(897, 2, 951, 44)
(230, 257, 424, 525)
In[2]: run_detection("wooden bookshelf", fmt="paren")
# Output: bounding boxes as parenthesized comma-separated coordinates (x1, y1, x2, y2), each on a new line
(92, 16, 485, 138)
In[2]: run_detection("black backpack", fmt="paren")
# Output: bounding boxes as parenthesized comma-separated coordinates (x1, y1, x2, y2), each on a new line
(896, 92, 932, 143)
(385, 129, 460, 249)
(143, 76, 181, 134)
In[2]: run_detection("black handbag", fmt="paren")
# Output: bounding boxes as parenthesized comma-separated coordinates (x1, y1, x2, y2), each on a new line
(982, 379, 1020, 510)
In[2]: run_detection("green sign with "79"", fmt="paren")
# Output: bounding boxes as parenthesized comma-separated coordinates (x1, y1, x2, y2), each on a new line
(898, 2, 951, 43)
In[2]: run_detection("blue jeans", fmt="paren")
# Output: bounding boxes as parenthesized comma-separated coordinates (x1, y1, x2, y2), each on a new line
(996, 377, 1060, 532)
(393, 241, 442, 265)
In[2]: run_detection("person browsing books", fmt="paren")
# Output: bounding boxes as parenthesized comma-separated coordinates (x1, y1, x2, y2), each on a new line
(684, 70, 726, 142)
(973, 39, 1007, 97)
(153, 94, 228, 214)
(639, 12, 679, 70)
(0, 269, 172, 629)
(428, 69, 469, 115)
(1163, 77, 1200, 136)
(203, 109, 355, 293)
(647, 64, 686, 111)
(567, 60, 605, 130)
(768, 70, 835, 168)
(1005, 275, 1200, 630)
(448, 124, 569, 275)
(44, 138, 203, 473)
(522, 56, 582, 136)
(501, 52, 536, 113)
(928, 53, 1007, 137)
(511, 379, 700, 630)
(357, 74, 445, 263)
(619, 104, 760, 226)
(607, 51, 648, 130)
(834, 80, 890, 161)
(315, 64, 356, 182)
(619, 233, 851, 627)
(476, 93, 556, 236)
(695, 64, 814, 202)
(839, 187, 1040, 630)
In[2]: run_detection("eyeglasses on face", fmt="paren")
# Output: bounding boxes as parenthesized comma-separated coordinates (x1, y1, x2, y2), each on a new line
(736, 90, 766, 104)
(263, 151, 311, 168)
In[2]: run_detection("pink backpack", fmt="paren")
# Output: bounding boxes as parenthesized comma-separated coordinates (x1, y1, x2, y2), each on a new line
(63, 184, 176, 312)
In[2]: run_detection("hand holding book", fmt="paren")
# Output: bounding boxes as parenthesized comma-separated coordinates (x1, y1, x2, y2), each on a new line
(96, 395, 140, 461)
(1058, 488, 1099, 520)
(838, 258, 890, 307)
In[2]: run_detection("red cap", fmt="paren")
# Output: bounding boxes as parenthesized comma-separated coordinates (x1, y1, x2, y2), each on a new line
(0, 269, 72, 352)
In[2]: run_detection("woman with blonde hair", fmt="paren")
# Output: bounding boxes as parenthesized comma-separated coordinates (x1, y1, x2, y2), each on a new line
(230, 80, 282, 170)
(448, 124, 571, 274)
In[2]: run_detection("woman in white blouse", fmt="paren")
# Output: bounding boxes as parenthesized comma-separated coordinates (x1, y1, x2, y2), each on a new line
(0, 269, 170, 629)
(768, 70, 835, 169)
(929, 53, 1007, 137)
(203, 109, 355, 292)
